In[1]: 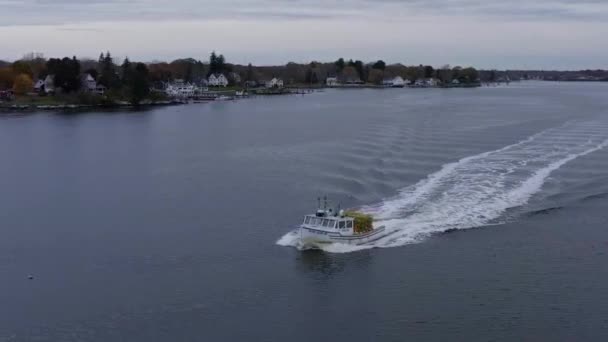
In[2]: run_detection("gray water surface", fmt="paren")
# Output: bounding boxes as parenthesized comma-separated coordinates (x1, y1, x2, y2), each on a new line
(2, 82, 608, 341)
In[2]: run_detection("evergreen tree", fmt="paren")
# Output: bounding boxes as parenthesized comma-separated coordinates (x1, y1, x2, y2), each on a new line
(335, 58, 345, 72)
(121, 57, 133, 85)
(209, 51, 218, 75)
(46, 56, 81, 92)
(98, 51, 118, 89)
(246, 63, 254, 82)
(372, 60, 386, 70)
(130, 63, 150, 105)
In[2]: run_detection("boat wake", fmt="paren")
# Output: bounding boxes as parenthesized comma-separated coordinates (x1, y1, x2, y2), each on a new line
(278, 120, 608, 253)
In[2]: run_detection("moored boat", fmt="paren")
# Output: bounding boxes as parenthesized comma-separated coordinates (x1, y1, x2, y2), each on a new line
(299, 197, 388, 246)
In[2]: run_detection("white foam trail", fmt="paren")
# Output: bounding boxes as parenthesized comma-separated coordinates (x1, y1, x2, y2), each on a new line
(277, 121, 608, 253)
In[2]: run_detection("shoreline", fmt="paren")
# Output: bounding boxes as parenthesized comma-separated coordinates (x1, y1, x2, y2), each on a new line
(0, 82, 486, 113)
(0, 100, 186, 113)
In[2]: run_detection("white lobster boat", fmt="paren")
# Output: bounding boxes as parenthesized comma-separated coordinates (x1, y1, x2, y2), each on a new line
(299, 198, 388, 246)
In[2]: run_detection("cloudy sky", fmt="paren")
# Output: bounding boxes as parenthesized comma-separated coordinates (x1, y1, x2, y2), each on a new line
(2, 0, 608, 69)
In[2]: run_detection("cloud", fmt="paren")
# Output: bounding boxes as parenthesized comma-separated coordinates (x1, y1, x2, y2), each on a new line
(1, 0, 607, 69)
(2, 0, 608, 26)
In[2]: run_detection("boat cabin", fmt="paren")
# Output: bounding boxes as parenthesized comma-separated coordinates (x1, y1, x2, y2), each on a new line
(302, 210, 355, 235)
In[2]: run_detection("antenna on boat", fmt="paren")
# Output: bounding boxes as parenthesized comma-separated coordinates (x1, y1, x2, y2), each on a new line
(317, 197, 321, 209)
(324, 196, 328, 209)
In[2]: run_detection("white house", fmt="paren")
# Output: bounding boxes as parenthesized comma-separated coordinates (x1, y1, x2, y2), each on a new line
(81, 74, 97, 92)
(265, 78, 284, 88)
(326, 77, 339, 87)
(383, 76, 406, 88)
(424, 78, 438, 87)
(391, 76, 406, 87)
(95, 84, 107, 96)
(44, 75, 55, 94)
(166, 79, 197, 97)
(208, 73, 228, 87)
(34, 79, 45, 92)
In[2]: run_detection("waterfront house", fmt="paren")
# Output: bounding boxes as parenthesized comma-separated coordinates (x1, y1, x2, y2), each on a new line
(342, 76, 364, 85)
(326, 77, 339, 87)
(383, 76, 406, 88)
(95, 84, 107, 96)
(451, 79, 460, 85)
(34, 79, 45, 92)
(208, 73, 228, 87)
(413, 79, 426, 87)
(0, 90, 14, 101)
(81, 74, 97, 92)
(425, 78, 439, 87)
(166, 79, 197, 97)
(244, 80, 259, 88)
(44, 75, 55, 94)
(265, 78, 284, 89)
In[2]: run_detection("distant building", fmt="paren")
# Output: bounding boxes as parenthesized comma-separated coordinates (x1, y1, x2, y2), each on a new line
(208, 73, 228, 87)
(81, 74, 97, 92)
(165, 79, 207, 97)
(425, 78, 438, 87)
(33, 79, 45, 92)
(326, 77, 339, 87)
(0, 90, 14, 101)
(342, 76, 364, 85)
(265, 78, 284, 88)
(383, 76, 406, 88)
(166, 79, 197, 97)
(44, 75, 55, 94)
(95, 84, 107, 96)
(244, 80, 259, 88)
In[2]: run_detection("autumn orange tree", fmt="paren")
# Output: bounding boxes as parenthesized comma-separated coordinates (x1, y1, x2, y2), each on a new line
(0, 67, 15, 89)
(12, 74, 33, 95)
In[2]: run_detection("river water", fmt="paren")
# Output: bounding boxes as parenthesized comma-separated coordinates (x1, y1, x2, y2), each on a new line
(2, 82, 608, 341)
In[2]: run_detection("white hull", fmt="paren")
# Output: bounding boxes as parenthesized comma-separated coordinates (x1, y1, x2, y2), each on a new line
(300, 225, 388, 246)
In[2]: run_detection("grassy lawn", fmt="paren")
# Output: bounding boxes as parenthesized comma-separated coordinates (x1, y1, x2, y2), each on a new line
(12, 95, 70, 105)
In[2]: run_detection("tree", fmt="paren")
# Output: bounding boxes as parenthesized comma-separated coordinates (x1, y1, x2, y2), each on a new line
(367, 68, 384, 85)
(98, 52, 119, 89)
(353, 60, 365, 81)
(335, 58, 345, 72)
(129, 63, 150, 105)
(121, 57, 133, 85)
(305, 68, 319, 84)
(460, 67, 479, 83)
(11, 61, 33, 78)
(424, 65, 434, 79)
(246, 63, 254, 82)
(208, 51, 226, 75)
(46, 56, 81, 92)
(12, 74, 33, 95)
(0, 67, 15, 89)
(341, 66, 359, 82)
(372, 60, 386, 70)
(436, 65, 453, 84)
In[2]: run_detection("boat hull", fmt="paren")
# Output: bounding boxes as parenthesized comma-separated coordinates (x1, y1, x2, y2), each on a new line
(299, 225, 388, 246)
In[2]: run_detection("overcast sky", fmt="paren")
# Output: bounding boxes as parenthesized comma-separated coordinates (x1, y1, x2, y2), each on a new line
(2, 0, 608, 69)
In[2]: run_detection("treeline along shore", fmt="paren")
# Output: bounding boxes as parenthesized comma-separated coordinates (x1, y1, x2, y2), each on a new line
(4, 50, 601, 111)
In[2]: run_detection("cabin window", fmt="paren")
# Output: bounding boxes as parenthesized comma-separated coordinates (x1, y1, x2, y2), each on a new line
(322, 219, 330, 227)
(346, 221, 353, 229)
(328, 220, 336, 228)
(312, 218, 321, 226)
(304, 217, 311, 224)
(338, 221, 346, 229)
